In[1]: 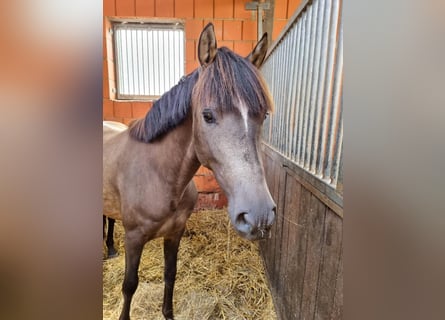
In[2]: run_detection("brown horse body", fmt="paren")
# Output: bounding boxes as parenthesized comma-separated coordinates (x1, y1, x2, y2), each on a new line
(103, 23, 275, 320)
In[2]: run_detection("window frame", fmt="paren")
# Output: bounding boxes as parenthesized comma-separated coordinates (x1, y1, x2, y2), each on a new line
(110, 18, 185, 101)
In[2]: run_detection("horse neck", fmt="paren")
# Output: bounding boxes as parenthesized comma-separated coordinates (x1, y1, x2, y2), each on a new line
(156, 113, 200, 195)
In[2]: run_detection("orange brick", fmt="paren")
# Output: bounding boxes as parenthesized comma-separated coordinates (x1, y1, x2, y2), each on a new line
(116, 0, 135, 16)
(103, 0, 116, 16)
(272, 19, 288, 41)
(195, 0, 213, 18)
(136, 0, 155, 16)
(186, 40, 195, 61)
(132, 102, 151, 118)
(234, 0, 252, 19)
(103, 60, 108, 81)
(274, 0, 288, 20)
(288, 0, 302, 18)
(215, 0, 233, 18)
(234, 41, 254, 56)
(103, 78, 110, 99)
(193, 175, 221, 193)
(196, 166, 213, 176)
(243, 20, 257, 41)
(223, 20, 242, 40)
(175, 0, 194, 18)
(218, 40, 234, 51)
(185, 19, 204, 40)
(123, 118, 135, 125)
(204, 20, 223, 41)
(103, 36, 107, 59)
(186, 60, 199, 74)
(114, 101, 132, 118)
(103, 99, 114, 117)
(156, 0, 174, 17)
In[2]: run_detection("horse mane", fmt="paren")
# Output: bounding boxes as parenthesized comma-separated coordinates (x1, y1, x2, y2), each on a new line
(129, 47, 273, 143)
(129, 70, 199, 143)
(193, 47, 273, 117)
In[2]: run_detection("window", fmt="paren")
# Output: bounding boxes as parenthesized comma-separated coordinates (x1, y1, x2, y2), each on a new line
(113, 20, 185, 100)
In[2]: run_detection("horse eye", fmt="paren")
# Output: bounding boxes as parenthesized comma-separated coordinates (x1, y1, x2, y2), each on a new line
(202, 109, 215, 124)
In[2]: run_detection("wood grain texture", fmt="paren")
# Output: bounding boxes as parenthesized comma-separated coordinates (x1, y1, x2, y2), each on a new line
(260, 146, 343, 320)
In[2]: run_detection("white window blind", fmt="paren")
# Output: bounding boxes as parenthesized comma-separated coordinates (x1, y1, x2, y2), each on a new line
(113, 22, 185, 99)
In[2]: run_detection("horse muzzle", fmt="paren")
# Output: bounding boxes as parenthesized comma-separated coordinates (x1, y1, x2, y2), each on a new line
(232, 206, 276, 241)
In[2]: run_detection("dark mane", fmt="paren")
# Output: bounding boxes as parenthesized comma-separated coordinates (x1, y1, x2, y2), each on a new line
(129, 70, 199, 143)
(193, 47, 273, 117)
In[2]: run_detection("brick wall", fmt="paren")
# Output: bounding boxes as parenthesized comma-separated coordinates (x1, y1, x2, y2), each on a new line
(103, 0, 298, 209)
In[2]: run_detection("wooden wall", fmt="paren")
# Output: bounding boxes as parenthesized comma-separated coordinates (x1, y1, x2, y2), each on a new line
(260, 144, 343, 319)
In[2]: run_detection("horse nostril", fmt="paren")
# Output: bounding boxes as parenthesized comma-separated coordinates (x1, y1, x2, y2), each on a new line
(236, 212, 248, 226)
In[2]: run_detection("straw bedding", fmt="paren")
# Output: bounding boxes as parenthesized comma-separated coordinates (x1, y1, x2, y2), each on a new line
(103, 209, 277, 320)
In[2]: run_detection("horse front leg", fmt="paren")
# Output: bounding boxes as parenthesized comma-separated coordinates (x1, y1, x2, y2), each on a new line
(162, 229, 185, 320)
(119, 231, 145, 320)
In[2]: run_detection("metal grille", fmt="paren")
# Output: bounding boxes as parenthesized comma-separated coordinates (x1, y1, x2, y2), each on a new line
(262, 0, 343, 189)
(114, 22, 185, 99)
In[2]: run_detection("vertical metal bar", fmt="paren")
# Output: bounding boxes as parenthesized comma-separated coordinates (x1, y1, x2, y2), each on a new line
(281, 38, 290, 154)
(115, 28, 123, 97)
(267, 59, 274, 144)
(275, 43, 283, 150)
(318, 0, 337, 179)
(136, 29, 141, 96)
(124, 28, 131, 95)
(286, 24, 298, 159)
(329, 12, 343, 185)
(294, 20, 304, 163)
(309, 0, 324, 172)
(313, 0, 331, 176)
(167, 30, 171, 90)
(305, 1, 319, 173)
(153, 30, 159, 95)
(284, 29, 294, 158)
(301, 7, 314, 169)
(149, 30, 154, 96)
(297, 12, 308, 166)
(129, 29, 134, 95)
(290, 20, 302, 163)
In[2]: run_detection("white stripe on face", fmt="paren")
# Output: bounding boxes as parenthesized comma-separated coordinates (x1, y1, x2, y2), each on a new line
(239, 102, 249, 133)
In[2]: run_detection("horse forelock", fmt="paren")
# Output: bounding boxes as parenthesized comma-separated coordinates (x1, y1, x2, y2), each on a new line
(129, 70, 199, 143)
(193, 47, 273, 117)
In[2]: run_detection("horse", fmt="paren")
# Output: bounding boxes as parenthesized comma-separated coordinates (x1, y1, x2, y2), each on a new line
(103, 23, 276, 320)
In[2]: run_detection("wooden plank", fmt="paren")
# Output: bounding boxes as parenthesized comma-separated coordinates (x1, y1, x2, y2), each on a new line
(286, 186, 311, 319)
(272, 168, 287, 315)
(263, 157, 279, 287)
(314, 210, 343, 319)
(299, 193, 327, 319)
(330, 248, 343, 319)
(280, 175, 303, 320)
(269, 160, 282, 288)
(260, 153, 275, 274)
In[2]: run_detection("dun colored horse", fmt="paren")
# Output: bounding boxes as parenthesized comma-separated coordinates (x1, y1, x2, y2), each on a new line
(103, 23, 276, 320)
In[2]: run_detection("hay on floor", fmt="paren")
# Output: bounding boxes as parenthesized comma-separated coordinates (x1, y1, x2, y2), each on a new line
(103, 209, 277, 320)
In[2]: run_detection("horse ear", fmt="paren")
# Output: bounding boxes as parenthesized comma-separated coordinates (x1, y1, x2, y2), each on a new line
(247, 33, 268, 68)
(198, 23, 217, 66)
